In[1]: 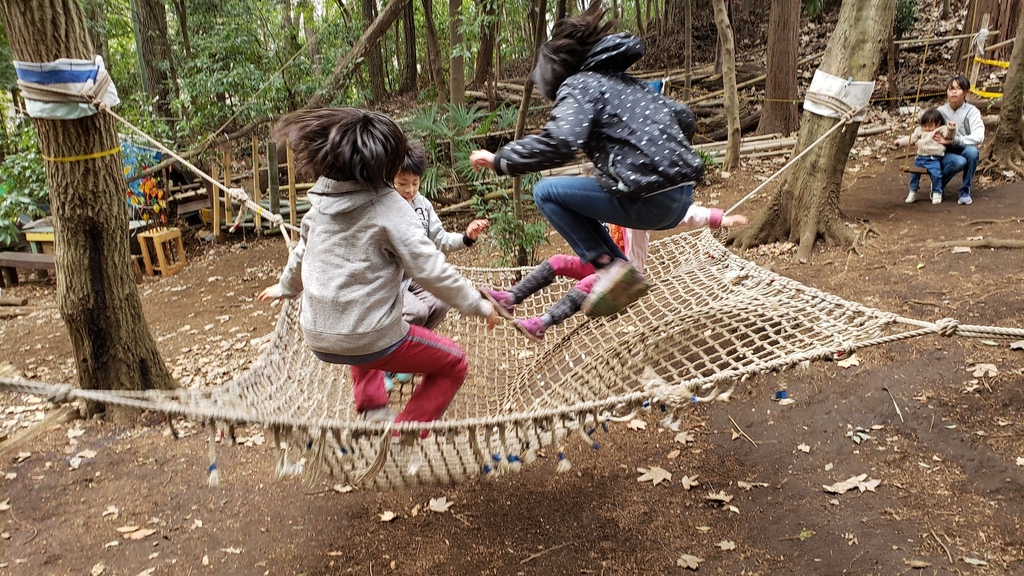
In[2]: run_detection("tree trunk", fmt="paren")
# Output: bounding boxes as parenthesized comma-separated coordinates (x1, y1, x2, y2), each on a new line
(711, 0, 740, 170)
(0, 0, 176, 416)
(471, 0, 498, 88)
(981, 5, 1024, 173)
(129, 0, 176, 122)
(400, 0, 417, 92)
(363, 0, 387, 101)
(732, 0, 896, 260)
(556, 0, 567, 21)
(82, 0, 108, 63)
(449, 0, 465, 107)
(756, 0, 800, 136)
(512, 0, 548, 268)
(298, 0, 321, 75)
(170, 0, 191, 60)
(421, 0, 447, 105)
(310, 0, 411, 106)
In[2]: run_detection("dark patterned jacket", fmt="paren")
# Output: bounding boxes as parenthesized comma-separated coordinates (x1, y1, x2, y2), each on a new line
(493, 33, 703, 199)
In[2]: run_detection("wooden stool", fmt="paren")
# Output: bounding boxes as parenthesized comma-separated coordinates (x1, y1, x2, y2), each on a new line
(137, 227, 186, 277)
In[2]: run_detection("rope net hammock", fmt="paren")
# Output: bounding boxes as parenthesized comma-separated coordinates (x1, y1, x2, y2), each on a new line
(5, 229, 1022, 490)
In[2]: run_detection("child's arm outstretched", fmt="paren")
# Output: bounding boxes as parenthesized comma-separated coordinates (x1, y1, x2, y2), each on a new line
(676, 206, 748, 230)
(892, 126, 922, 149)
(258, 224, 307, 301)
(422, 198, 490, 253)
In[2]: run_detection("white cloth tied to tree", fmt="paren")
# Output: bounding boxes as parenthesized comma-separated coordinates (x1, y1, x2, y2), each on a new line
(803, 70, 874, 122)
(14, 56, 120, 120)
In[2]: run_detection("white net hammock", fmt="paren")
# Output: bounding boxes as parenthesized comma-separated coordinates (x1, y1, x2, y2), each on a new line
(3, 229, 1023, 490)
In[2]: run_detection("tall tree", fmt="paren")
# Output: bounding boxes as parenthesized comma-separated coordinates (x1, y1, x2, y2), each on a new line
(82, 0, 108, 64)
(422, 0, 447, 104)
(756, 0, 800, 135)
(471, 0, 498, 88)
(400, 0, 417, 92)
(363, 0, 387, 101)
(981, 4, 1024, 173)
(449, 0, 465, 106)
(0, 0, 176, 416)
(711, 0, 740, 170)
(129, 0, 176, 122)
(732, 0, 896, 259)
(170, 0, 191, 60)
(298, 0, 321, 75)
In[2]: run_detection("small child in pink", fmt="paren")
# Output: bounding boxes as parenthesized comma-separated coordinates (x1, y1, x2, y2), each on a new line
(483, 206, 747, 341)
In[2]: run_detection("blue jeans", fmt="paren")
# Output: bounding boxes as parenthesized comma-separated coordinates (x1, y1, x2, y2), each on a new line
(532, 176, 694, 264)
(910, 155, 943, 194)
(940, 145, 979, 192)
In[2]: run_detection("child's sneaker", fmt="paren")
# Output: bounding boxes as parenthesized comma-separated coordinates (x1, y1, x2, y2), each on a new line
(905, 189, 921, 203)
(481, 288, 516, 319)
(931, 192, 942, 205)
(582, 259, 650, 317)
(958, 189, 973, 205)
(360, 407, 396, 423)
(383, 372, 413, 392)
(513, 316, 546, 342)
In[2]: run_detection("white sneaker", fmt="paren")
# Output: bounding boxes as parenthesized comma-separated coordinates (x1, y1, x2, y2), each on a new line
(931, 192, 942, 205)
(905, 190, 920, 204)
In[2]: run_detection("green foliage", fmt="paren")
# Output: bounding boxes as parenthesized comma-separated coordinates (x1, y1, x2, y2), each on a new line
(0, 119, 48, 247)
(695, 148, 720, 182)
(894, 0, 918, 38)
(404, 103, 547, 265)
(0, 22, 15, 91)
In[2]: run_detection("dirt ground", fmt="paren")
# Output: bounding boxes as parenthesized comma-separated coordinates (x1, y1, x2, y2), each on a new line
(1, 131, 1023, 576)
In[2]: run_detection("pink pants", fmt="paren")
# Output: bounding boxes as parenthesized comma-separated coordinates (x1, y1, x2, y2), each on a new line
(350, 325, 467, 433)
(550, 254, 598, 293)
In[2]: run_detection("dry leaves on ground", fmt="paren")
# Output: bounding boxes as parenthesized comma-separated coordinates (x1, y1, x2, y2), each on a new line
(636, 466, 672, 486)
(676, 554, 703, 570)
(823, 474, 881, 494)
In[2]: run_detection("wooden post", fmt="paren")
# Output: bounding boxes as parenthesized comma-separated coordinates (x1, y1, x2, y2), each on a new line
(210, 163, 222, 243)
(684, 0, 692, 100)
(251, 135, 262, 232)
(286, 143, 298, 240)
(267, 142, 281, 232)
(222, 148, 233, 222)
(969, 13, 990, 85)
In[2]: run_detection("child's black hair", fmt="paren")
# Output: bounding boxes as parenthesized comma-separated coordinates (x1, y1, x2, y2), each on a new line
(531, 1, 617, 101)
(273, 107, 406, 188)
(401, 139, 429, 177)
(920, 108, 944, 127)
(947, 75, 971, 93)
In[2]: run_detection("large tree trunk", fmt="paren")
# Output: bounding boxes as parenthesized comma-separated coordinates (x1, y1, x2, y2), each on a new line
(421, 0, 447, 105)
(400, 0, 418, 93)
(756, 0, 800, 136)
(732, 0, 895, 260)
(129, 0, 176, 122)
(711, 0, 741, 170)
(954, 0, 1023, 71)
(0, 0, 176, 416)
(449, 0, 465, 107)
(981, 5, 1024, 173)
(363, 0, 387, 101)
(471, 0, 498, 88)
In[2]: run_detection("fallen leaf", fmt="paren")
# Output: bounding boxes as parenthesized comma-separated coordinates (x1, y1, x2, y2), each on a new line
(726, 504, 740, 514)
(410, 504, 421, 517)
(962, 557, 988, 567)
(626, 419, 647, 431)
(77, 449, 97, 459)
(136, 569, 156, 576)
(331, 484, 353, 494)
(674, 431, 695, 445)
(970, 363, 998, 378)
(799, 528, 815, 541)
(91, 562, 105, 576)
(67, 428, 86, 439)
(825, 463, 834, 471)
(116, 525, 140, 533)
(326, 551, 343, 557)
(428, 497, 454, 513)
(636, 466, 672, 486)
(126, 528, 157, 540)
(379, 511, 397, 522)
(220, 547, 241, 554)
(951, 246, 972, 254)
(706, 491, 734, 503)
(1016, 457, 1024, 467)
(15, 452, 30, 463)
(980, 340, 998, 347)
(916, 262, 925, 270)
(736, 481, 768, 490)
(103, 541, 119, 548)
(0, 499, 9, 511)
(202, 555, 209, 566)
(823, 474, 881, 494)
(695, 526, 711, 533)
(676, 554, 703, 570)
(717, 540, 736, 551)
(666, 449, 681, 459)
(904, 559, 931, 568)
(101, 505, 118, 519)
(837, 354, 860, 368)
(1010, 340, 1024, 350)
(797, 443, 811, 453)
(4, 473, 15, 480)
(679, 475, 700, 490)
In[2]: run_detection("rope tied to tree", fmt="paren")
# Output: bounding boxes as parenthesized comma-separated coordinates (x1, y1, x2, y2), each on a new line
(13, 56, 120, 120)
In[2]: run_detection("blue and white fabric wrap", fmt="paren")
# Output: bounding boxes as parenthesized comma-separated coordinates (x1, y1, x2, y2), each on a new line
(13, 56, 120, 120)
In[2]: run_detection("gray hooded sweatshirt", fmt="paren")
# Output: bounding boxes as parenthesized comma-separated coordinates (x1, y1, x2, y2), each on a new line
(276, 178, 492, 357)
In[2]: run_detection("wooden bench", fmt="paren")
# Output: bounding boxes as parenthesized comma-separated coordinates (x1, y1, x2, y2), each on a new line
(0, 251, 55, 288)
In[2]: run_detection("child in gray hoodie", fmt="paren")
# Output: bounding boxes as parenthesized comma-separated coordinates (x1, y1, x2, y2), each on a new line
(258, 108, 497, 435)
